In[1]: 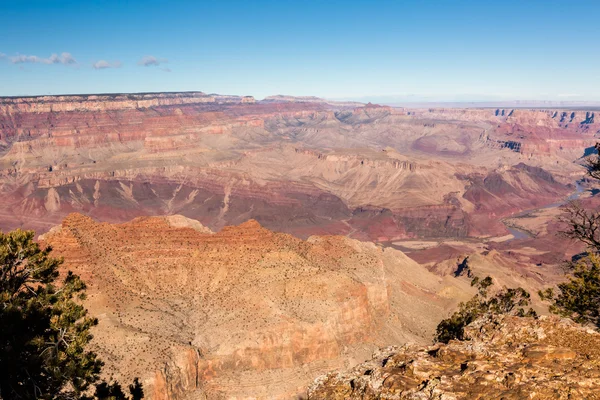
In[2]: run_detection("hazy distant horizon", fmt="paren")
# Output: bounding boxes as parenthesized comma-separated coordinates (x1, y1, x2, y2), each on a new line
(2, 0, 600, 99)
(4, 89, 600, 111)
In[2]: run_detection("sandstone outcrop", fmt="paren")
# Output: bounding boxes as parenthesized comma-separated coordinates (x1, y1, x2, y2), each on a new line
(40, 213, 493, 399)
(307, 314, 600, 399)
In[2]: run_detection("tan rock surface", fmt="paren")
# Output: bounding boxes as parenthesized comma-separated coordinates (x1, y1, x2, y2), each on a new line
(41, 213, 486, 399)
(308, 314, 600, 399)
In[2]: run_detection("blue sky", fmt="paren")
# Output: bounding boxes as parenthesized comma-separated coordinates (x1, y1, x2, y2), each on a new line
(1, 0, 599, 101)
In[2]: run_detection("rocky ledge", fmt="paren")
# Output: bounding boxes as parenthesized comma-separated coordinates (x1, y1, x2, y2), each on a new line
(307, 314, 600, 399)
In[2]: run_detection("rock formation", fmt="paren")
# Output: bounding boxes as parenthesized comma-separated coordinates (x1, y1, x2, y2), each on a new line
(39, 212, 567, 399)
(38, 213, 528, 399)
(307, 314, 600, 399)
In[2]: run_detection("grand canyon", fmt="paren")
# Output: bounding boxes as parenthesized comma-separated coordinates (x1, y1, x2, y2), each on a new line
(1, 92, 599, 398)
(0, 92, 594, 240)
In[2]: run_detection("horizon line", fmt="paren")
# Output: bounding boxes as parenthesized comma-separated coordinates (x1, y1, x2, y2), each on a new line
(3, 90, 600, 108)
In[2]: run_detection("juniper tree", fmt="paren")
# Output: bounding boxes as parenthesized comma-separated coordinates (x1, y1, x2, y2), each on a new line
(539, 143, 600, 327)
(539, 254, 600, 326)
(435, 276, 535, 344)
(0, 229, 143, 399)
(93, 378, 144, 400)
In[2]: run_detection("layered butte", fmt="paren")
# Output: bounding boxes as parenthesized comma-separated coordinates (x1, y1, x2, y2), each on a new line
(39, 213, 554, 399)
(0, 92, 596, 241)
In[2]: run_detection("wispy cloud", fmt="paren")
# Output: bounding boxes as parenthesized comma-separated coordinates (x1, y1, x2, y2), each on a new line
(138, 55, 168, 67)
(160, 67, 171, 73)
(10, 52, 77, 65)
(92, 60, 122, 69)
(557, 93, 581, 98)
(0, 53, 5, 60)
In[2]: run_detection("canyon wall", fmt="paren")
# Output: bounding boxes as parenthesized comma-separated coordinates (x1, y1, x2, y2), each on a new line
(5, 92, 594, 398)
(41, 212, 564, 399)
(0, 92, 595, 241)
(0, 92, 255, 114)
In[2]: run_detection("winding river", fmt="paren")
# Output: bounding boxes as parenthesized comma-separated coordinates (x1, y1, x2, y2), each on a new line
(504, 180, 585, 240)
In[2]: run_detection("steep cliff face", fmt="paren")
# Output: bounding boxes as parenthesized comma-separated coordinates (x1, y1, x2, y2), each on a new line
(41, 213, 488, 399)
(307, 314, 600, 399)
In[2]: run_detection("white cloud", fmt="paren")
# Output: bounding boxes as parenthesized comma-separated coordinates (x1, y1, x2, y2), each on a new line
(93, 60, 122, 69)
(58, 52, 76, 64)
(10, 55, 41, 63)
(138, 55, 168, 67)
(10, 52, 77, 65)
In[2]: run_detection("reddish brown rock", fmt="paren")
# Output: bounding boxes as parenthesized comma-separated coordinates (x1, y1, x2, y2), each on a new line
(0, 93, 590, 242)
(41, 213, 484, 399)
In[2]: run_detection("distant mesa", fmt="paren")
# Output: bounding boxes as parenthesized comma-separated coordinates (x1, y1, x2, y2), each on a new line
(0, 91, 257, 112)
(261, 94, 363, 107)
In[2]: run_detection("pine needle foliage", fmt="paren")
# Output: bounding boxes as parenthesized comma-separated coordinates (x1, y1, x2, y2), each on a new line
(0, 229, 143, 400)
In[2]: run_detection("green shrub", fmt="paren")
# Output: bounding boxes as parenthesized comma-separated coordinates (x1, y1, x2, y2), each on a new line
(539, 253, 600, 327)
(0, 229, 143, 399)
(435, 276, 536, 344)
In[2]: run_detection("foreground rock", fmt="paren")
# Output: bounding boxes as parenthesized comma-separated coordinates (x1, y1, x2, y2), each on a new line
(308, 314, 600, 399)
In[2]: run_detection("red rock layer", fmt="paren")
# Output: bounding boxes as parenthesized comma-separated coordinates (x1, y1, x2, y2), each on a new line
(41, 213, 481, 399)
(0, 92, 593, 241)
